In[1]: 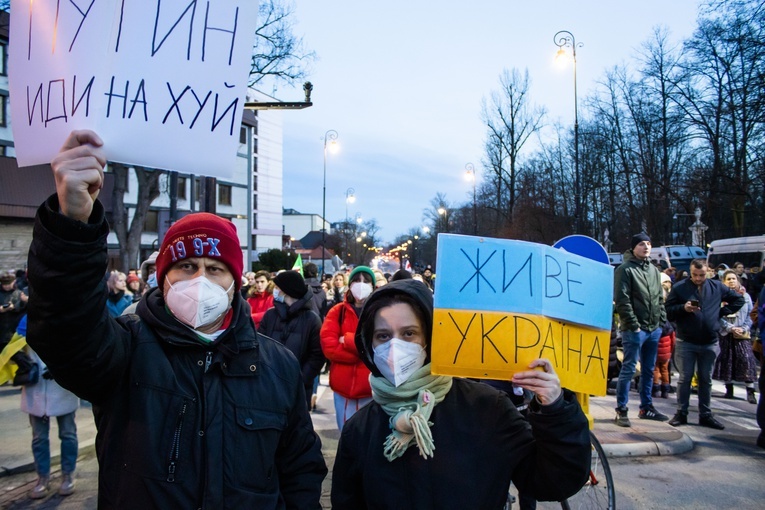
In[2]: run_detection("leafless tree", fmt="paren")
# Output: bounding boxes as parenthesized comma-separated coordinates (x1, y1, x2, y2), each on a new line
(481, 69, 545, 232)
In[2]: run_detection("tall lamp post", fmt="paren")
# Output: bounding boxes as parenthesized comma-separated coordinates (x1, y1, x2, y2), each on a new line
(554, 30, 583, 234)
(344, 188, 356, 263)
(437, 207, 450, 233)
(464, 163, 477, 235)
(322, 130, 339, 277)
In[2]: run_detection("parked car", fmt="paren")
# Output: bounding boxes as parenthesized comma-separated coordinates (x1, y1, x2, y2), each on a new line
(649, 245, 706, 272)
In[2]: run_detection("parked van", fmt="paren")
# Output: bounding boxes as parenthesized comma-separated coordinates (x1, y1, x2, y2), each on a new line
(706, 235, 765, 270)
(650, 245, 706, 272)
(608, 253, 623, 268)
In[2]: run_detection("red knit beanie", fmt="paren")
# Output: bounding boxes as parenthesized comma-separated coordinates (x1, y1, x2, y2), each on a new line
(155, 213, 243, 291)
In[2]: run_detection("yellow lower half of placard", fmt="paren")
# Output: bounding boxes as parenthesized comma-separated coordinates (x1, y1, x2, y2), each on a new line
(431, 309, 610, 396)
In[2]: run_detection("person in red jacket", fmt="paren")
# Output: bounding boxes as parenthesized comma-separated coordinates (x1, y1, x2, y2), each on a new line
(246, 270, 274, 329)
(653, 273, 676, 399)
(320, 266, 376, 430)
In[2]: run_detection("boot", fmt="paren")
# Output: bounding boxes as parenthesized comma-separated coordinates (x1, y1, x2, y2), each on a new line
(652, 384, 660, 398)
(724, 383, 734, 399)
(58, 472, 75, 496)
(660, 384, 669, 399)
(747, 388, 757, 404)
(29, 475, 49, 500)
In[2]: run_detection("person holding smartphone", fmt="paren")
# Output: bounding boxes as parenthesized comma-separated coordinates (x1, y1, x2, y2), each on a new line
(665, 258, 745, 429)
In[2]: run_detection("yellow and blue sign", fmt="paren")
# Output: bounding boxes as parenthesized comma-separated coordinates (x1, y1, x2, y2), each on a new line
(432, 234, 614, 395)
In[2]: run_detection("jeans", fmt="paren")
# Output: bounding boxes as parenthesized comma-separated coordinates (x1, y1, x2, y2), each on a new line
(616, 328, 661, 410)
(675, 338, 720, 417)
(29, 412, 78, 476)
(333, 394, 373, 431)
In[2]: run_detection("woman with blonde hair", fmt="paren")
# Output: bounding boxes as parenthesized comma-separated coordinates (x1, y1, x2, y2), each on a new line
(105, 271, 132, 317)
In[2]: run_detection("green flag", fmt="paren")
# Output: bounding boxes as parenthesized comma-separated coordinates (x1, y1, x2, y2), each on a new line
(292, 254, 303, 276)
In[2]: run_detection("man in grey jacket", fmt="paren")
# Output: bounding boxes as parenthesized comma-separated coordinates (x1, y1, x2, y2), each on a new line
(613, 233, 669, 427)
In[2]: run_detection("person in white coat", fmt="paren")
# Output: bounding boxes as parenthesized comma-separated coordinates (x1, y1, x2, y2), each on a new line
(18, 316, 80, 499)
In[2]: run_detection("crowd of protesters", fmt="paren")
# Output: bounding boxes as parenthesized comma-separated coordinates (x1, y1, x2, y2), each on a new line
(612, 234, 765, 448)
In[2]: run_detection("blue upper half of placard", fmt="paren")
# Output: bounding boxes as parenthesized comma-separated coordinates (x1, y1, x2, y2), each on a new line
(434, 234, 614, 330)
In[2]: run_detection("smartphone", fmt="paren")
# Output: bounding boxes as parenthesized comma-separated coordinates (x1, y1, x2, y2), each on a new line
(690, 299, 699, 307)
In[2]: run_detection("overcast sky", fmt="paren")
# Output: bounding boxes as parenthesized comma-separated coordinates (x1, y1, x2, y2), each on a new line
(276, 0, 702, 243)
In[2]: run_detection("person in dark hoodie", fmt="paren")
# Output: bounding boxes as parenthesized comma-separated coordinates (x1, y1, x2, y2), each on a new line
(331, 279, 591, 509)
(303, 262, 328, 319)
(26, 130, 326, 509)
(259, 270, 325, 409)
(665, 258, 745, 430)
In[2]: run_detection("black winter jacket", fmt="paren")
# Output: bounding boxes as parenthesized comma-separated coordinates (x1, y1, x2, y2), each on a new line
(665, 277, 745, 345)
(332, 379, 591, 509)
(258, 289, 325, 396)
(26, 197, 327, 509)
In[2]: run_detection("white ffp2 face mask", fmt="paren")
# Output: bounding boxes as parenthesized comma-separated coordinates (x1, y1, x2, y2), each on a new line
(373, 338, 427, 387)
(165, 276, 233, 329)
(350, 281, 373, 301)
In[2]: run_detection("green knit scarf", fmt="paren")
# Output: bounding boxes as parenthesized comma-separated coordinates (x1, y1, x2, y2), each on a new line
(369, 363, 453, 462)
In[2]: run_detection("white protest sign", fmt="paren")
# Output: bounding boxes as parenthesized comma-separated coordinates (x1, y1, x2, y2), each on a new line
(8, 0, 258, 178)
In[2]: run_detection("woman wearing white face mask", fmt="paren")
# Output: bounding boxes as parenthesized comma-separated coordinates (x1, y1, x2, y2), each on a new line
(320, 266, 376, 430)
(332, 279, 592, 509)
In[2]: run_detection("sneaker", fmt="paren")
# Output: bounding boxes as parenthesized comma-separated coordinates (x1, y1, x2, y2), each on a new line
(29, 476, 49, 500)
(58, 473, 75, 496)
(699, 415, 725, 430)
(638, 405, 669, 421)
(614, 407, 631, 427)
(668, 412, 687, 427)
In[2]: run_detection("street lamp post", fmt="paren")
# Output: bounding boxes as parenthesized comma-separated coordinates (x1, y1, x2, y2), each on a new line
(554, 30, 583, 234)
(322, 130, 339, 277)
(465, 163, 477, 235)
(344, 188, 355, 264)
(437, 207, 450, 233)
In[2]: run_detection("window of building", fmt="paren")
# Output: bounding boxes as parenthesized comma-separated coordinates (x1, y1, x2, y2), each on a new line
(144, 210, 159, 232)
(252, 193, 257, 210)
(195, 178, 201, 202)
(218, 184, 232, 206)
(0, 43, 6, 76)
(251, 235, 257, 250)
(253, 120, 258, 135)
(0, 145, 6, 157)
(0, 94, 7, 127)
(253, 173, 257, 191)
(239, 126, 247, 144)
(253, 137, 258, 154)
(253, 213, 257, 230)
(177, 176, 187, 200)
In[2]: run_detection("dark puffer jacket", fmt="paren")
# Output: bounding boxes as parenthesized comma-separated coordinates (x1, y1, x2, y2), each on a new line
(665, 276, 745, 345)
(331, 279, 592, 508)
(26, 196, 327, 509)
(614, 250, 666, 332)
(258, 289, 325, 405)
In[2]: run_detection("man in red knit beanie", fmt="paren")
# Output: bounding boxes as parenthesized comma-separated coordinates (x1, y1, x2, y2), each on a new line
(25, 130, 327, 508)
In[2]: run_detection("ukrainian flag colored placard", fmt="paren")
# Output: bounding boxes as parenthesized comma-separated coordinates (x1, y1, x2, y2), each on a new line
(432, 234, 614, 395)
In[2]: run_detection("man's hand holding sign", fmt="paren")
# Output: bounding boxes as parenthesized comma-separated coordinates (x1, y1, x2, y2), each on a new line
(51, 130, 105, 222)
(432, 234, 614, 396)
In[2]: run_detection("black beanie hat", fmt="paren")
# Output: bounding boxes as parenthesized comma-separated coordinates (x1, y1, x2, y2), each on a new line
(273, 270, 308, 299)
(631, 233, 651, 250)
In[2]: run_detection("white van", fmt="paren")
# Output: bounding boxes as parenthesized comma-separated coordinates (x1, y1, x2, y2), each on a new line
(706, 235, 765, 270)
(650, 245, 706, 272)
